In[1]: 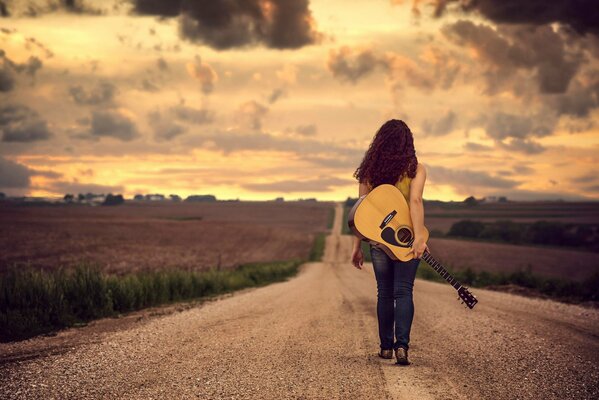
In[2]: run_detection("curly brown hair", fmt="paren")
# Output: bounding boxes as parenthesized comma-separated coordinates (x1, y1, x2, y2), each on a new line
(353, 119, 418, 188)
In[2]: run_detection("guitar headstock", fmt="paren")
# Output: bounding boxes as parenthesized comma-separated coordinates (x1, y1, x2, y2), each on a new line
(457, 286, 478, 309)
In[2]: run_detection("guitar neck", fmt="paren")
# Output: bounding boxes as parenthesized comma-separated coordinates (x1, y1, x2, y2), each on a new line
(421, 250, 462, 290)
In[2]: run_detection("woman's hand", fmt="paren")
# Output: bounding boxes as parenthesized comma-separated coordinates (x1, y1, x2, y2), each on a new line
(351, 246, 364, 269)
(409, 237, 429, 259)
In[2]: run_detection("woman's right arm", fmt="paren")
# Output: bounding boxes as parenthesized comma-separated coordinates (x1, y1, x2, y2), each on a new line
(351, 181, 370, 269)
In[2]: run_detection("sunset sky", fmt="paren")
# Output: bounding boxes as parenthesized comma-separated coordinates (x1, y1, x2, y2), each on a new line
(1, 0, 598, 201)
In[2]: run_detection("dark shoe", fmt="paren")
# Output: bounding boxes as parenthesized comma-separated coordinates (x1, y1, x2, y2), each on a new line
(394, 347, 410, 365)
(378, 349, 393, 359)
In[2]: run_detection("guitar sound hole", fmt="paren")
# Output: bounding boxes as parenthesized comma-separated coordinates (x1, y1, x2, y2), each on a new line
(396, 227, 413, 244)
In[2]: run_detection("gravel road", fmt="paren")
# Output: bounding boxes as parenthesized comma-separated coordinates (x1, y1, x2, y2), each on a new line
(1, 203, 598, 399)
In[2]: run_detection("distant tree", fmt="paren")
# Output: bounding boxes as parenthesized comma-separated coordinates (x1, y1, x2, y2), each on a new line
(345, 197, 358, 207)
(102, 193, 125, 206)
(133, 194, 144, 201)
(64, 194, 74, 203)
(77, 193, 85, 202)
(498, 196, 508, 202)
(0, 192, 5, 200)
(169, 194, 182, 202)
(463, 196, 479, 207)
(185, 194, 216, 202)
(448, 220, 485, 238)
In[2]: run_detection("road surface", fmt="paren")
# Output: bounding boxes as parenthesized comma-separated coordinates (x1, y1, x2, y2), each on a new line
(1, 203, 598, 399)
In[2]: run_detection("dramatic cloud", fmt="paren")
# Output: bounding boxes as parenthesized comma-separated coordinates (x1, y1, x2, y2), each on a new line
(242, 176, 353, 192)
(421, 110, 456, 136)
(186, 55, 217, 94)
(0, 103, 53, 142)
(147, 110, 186, 142)
(0, 0, 105, 17)
(133, 0, 320, 50)
(442, 20, 583, 95)
(170, 103, 214, 124)
(0, 156, 33, 188)
(285, 124, 317, 137)
(0, 49, 43, 91)
(463, 142, 493, 152)
(182, 128, 364, 164)
(69, 81, 117, 105)
(146, 102, 213, 141)
(89, 109, 139, 141)
(141, 78, 159, 92)
(482, 112, 554, 143)
(327, 46, 383, 84)
(47, 180, 125, 195)
(237, 100, 269, 130)
(427, 164, 519, 189)
(408, 0, 599, 37)
(267, 87, 286, 104)
(327, 45, 461, 93)
(156, 57, 168, 71)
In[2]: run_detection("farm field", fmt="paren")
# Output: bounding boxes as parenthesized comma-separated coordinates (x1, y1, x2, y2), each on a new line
(424, 201, 599, 234)
(427, 237, 599, 282)
(0, 201, 334, 274)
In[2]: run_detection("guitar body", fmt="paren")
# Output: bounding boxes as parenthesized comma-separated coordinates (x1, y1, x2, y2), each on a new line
(348, 184, 428, 261)
(347, 184, 478, 309)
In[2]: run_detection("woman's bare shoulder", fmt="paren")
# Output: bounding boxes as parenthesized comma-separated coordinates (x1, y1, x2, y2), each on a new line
(416, 162, 427, 174)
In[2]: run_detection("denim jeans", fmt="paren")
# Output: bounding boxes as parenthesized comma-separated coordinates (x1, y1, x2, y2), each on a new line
(369, 244, 420, 351)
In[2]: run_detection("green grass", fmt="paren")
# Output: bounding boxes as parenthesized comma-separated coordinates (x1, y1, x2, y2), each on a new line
(309, 233, 326, 262)
(342, 206, 351, 235)
(327, 206, 335, 230)
(0, 259, 303, 342)
(416, 260, 599, 304)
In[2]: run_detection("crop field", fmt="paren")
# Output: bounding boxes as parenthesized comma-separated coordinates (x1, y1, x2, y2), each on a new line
(424, 201, 599, 234)
(0, 201, 334, 274)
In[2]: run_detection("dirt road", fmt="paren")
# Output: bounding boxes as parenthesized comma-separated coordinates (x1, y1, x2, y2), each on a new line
(1, 203, 598, 399)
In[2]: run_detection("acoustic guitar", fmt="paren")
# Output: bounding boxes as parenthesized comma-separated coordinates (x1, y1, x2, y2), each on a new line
(347, 184, 478, 309)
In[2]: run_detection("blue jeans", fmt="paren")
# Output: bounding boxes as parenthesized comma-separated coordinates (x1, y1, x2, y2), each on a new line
(369, 244, 420, 351)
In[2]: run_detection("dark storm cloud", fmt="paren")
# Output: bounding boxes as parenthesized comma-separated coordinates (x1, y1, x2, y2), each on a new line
(572, 172, 597, 184)
(133, 0, 320, 50)
(327, 46, 383, 84)
(147, 110, 186, 142)
(0, 0, 104, 17)
(463, 142, 492, 152)
(0, 63, 15, 91)
(0, 156, 33, 188)
(156, 57, 168, 71)
(286, 123, 317, 137)
(496, 138, 545, 155)
(170, 104, 214, 124)
(267, 87, 286, 104)
(69, 81, 117, 105)
(0, 103, 53, 142)
(0, 50, 43, 91)
(242, 176, 353, 193)
(141, 78, 159, 92)
(442, 20, 583, 95)
(48, 180, 125, 195)
(89, 109, 139, 141)
(410, 0, 599, 37)
(147, 102, 213, 141)
(237, 100, 269, 130)
(427, 164, 519, 189)
(550, 73, 599, 118)
(182, 128, 364, 162)
(421, 110, 456, 136)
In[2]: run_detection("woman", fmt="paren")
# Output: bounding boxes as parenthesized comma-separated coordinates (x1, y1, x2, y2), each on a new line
(351, 119, 428, 366)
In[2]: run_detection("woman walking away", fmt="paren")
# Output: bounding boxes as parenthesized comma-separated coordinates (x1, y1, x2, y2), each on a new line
(350, 119, 428, 365)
